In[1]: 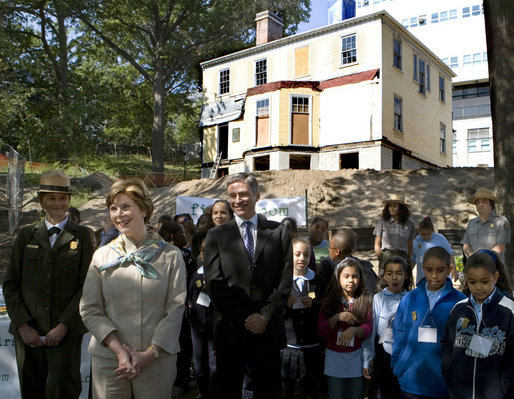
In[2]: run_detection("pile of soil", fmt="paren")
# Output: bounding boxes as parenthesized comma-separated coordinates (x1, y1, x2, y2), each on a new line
(115, 167, 492, 230)
(0, 167, 495, 281)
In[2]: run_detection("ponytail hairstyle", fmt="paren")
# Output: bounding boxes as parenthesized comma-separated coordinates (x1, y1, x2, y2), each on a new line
(418, 216, 435, 232)
(321, 258, 372, 323)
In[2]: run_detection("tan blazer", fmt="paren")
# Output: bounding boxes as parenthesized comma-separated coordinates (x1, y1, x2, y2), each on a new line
(80, 234, 186, 358)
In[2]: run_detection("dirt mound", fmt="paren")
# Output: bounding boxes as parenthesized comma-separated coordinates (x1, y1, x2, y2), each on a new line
(79, 167, 493, 231)
(71, 172, 114, 197)
(0, 167, 495, 282)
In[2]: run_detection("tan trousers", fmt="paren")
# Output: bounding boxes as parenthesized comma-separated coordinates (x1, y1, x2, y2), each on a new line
(91, 354, 177, 399)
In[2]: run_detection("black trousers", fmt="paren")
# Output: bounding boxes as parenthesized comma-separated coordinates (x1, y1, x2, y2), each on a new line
(367, 343, 401, 399)
(191, 326, 216, 399)
(14, 334, 83, 399)
(281, 346, 323, 399)
(174, 313, 193, 390)
(213, 321, 281, 399)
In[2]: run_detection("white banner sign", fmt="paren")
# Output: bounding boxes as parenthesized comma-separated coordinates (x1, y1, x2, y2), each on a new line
(175, 196, 217, 223)
(176, 195, 306, 226)
(256, 196, 306, 226)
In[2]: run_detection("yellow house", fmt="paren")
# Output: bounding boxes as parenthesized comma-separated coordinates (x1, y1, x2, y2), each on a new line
(200, 10, 455, 177)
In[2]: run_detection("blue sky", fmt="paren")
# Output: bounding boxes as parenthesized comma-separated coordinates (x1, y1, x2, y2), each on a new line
(298, 0, 329, 33)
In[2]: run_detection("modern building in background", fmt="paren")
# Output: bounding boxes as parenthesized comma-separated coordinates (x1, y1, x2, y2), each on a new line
(328, 0, 356, 24)
(344, 0, 492, 167)
(200, 10, 454, 177)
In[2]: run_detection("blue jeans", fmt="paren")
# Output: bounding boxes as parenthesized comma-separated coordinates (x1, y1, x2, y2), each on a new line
(327, 376, 364, 399)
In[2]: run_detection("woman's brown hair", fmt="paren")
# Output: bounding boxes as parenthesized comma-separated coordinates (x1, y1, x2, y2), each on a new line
(106, 178, 153, 223)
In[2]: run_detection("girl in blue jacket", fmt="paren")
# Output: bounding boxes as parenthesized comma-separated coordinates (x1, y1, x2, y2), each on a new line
(441, 250, 514, 399)
(391, 247, 466, 398)
(363, 256, 413, 399)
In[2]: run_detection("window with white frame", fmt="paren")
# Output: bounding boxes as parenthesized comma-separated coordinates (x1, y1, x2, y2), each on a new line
(439, 76, 445, 102)
(219, 69, 230, 95)
(291, 96, 310, 145)
(431, 12, 439, 23)
(440, 11, 448, 22)
(450, 57, 458, 68)
(292, 96, 309, 113)
(463, 7, 470, 17)
(440, 123, 446, 154)
(418, 15, 427, 26)
(463, 54, 471, 65)
(394, 95, 403, 132)
(393, 39, 402, 69)
(427, 64, 431, 91)
(341, 34, 357, 65)
(256, 98, 270, 116)
(473, 53, 481, 64)
(472, 5, 480, 15)
(256, 98, 270, 147)
(414, 55, 430, 95)
(450, 9, 457, 20)
(410, 17, 418, 27)
(468, 128, 490, 152)
(255, 59, 267, 86)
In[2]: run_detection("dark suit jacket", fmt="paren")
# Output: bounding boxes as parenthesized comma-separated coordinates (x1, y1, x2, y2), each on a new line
(4, 219, 95, 337)
(204, 214, 292, 346)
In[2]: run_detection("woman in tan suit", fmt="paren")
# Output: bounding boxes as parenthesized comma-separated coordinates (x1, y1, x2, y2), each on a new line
(80, 178, 186, 399)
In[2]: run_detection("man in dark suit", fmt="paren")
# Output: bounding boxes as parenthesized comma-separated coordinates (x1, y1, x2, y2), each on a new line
(4, 170, 94, 399)
(204, 172, 292, 399)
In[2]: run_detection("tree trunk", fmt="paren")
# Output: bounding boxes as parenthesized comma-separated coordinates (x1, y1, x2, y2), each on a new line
(483, 1, 514, 280)
(56, 7, 70, 161)
(152, 61, 166, 183)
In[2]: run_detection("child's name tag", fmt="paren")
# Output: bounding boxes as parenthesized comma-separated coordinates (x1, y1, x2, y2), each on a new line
(337, 330, 355, 347)
(379, 328, 394, 344)
(418, 326, 437, 343)
(196, 292, 211, 307)
(469, 334, 493, 357)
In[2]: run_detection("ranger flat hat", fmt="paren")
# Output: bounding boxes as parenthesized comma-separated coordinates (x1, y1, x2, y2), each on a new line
(468, 187, 498, 204)
(382, 194, 410, 208)
(38, 170, 72, 194)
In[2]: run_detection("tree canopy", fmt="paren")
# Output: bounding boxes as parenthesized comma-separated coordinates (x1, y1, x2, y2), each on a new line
(0, 0, 310, 165)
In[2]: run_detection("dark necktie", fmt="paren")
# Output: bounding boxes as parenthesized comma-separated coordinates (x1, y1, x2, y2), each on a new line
(243, 221, 255, 263)
(295, 277, 304, 292)
(48, 226, 61, 236)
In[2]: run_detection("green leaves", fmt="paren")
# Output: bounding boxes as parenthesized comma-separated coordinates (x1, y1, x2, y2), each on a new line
(1, 0, 310, 166)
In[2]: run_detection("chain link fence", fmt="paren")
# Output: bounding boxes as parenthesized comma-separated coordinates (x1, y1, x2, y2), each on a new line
(0, 143, 25, 235)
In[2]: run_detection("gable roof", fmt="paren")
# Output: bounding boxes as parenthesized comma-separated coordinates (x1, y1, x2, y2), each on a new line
(200, 11, 455, 78)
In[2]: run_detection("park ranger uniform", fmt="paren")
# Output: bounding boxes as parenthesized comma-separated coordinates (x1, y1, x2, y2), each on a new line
(462, 212, 511, 260)
(3, 170, 94, 399)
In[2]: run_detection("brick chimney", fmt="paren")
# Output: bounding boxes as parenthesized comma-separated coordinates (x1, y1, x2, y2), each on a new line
(255, 11, 284, 45)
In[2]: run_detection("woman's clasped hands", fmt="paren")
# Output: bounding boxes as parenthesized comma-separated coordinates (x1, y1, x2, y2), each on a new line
(114, 344, 155, 380)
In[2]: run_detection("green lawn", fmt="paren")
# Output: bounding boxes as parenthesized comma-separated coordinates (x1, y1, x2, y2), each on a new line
(17, 154, 201, 208)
